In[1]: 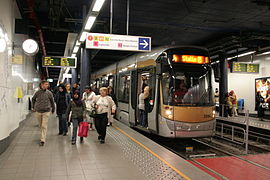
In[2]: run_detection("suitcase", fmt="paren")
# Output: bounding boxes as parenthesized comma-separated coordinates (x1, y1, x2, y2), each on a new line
(78, 122, 89, 137)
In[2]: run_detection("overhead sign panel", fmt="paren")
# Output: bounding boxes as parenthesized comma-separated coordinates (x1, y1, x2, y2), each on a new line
(232, 62, 259, 73)
(86, 33, 151, 52)
(42, 56, 77, 68)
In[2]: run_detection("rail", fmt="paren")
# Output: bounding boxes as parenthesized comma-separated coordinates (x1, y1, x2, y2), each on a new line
(215, 107, 250, 154)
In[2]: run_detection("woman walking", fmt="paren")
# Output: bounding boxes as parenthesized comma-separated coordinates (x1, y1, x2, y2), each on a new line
(66, 91, 86, 145)
(93, 87, 116, 144)
(82, 86, 96, 130)
(54, 84, 71, 136)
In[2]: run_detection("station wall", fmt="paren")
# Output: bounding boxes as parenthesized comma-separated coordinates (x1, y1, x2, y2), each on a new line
(0, 0, 40, 154)
(213, 55, 270, 114)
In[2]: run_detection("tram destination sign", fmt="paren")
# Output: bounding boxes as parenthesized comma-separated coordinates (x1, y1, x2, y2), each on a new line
(85, 33, 151, 52)
(42, 56, 77, 68)
(232, 62, 259, 73)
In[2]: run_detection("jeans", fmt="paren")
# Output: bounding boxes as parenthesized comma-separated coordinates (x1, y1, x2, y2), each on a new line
(58, 114, 67, 134)
(139, 109, 148, 127)
(72, 118, 83, 142)
(94, 113, 108, 141)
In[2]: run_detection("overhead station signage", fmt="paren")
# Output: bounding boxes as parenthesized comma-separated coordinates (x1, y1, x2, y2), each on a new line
(42, 56, 77, 68)
(85, 33, 151, 52)
(232, 62, 259, 73)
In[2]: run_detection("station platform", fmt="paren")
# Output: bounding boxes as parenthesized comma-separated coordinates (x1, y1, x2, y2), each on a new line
(217, 115, 270, 131)
(0, 113, 214, 180)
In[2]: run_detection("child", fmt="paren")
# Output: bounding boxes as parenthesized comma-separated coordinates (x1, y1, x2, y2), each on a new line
(66, 91, 86, 145)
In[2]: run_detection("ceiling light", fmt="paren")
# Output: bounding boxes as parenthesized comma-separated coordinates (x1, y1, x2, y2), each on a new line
(0, 38, 6, 53)
(128, 64, 135, 68)
(227, 51, 255, 60)
(256, 51, 270, 56)
(84, 16, 96, 30)
(73, 46, 79, 53)
(79, 31, 87, 42)
(92, 0, 106, 12)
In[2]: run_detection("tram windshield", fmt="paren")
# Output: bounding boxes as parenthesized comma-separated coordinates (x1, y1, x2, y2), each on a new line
(162, 64, 214, 106)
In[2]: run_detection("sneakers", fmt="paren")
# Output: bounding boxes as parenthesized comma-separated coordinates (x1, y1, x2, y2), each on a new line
(71, 141, 76, 145)
(39, 141, 45, 146)
(100, 140, 105, 144)
(58, 132, 62, 135)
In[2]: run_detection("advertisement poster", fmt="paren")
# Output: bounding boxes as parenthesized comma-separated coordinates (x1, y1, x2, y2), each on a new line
(255, 77, 270, 110)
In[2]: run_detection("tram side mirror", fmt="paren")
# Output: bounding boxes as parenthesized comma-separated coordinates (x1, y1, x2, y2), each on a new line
(156, 53, 167, 75)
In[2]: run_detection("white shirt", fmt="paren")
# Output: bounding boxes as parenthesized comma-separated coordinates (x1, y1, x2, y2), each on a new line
(82, 91, 96, 111)
(95, 95, 116, 114)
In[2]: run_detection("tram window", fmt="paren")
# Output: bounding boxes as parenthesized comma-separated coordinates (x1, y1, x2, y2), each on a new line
(161, 69, 214, 106)
(118, 73, 130, 103)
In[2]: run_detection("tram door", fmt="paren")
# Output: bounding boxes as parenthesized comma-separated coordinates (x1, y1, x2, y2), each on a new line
(134, 68, 157, 132)
(129, 70, 137, 126)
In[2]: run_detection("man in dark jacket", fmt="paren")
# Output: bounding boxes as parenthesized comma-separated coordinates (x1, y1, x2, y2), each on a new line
(32, 80, 55, 146)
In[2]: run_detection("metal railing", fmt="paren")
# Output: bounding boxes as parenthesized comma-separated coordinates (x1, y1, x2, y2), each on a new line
(215, 108, 250, 154)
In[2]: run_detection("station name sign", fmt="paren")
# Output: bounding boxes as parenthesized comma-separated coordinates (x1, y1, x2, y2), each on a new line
(42, 56, 77, 68)
(85, 33, 151, 52)
(232, 62, 259, 73)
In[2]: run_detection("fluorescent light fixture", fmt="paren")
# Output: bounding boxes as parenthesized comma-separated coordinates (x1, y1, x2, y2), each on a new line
(84, 16, 96, 30)
(128, 64, 135, 68)
(71, 54, 76, 57)
(79, 31, 87, 42)
(73, 46, 79, 53)
(122, 68, 128, 72)
(75, 40, 80, 46)
(47, 79, 53, 82)
(92, 0, 105, 12)
(0, 38, 6, 53)
(227, 51, 255, 60)
(257, 51, 270, 56)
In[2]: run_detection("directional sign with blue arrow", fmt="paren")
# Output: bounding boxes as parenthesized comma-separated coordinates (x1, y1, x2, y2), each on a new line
(138, 37, 151, 51)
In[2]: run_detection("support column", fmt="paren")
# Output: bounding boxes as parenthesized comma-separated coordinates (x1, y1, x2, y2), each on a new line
(80, 46, 91, 94)
(219, 51, 228, 117)
(71, 68, 77, 85)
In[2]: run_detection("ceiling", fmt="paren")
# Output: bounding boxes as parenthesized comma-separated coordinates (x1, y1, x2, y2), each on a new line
(16, 0, 270, 79)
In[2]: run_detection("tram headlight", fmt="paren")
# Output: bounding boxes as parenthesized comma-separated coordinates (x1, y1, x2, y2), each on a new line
(212, 110, 216, 118)
(166, 110, 172, 115)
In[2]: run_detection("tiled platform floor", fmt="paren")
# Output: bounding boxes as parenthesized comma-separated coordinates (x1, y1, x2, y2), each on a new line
(0, 114, 147, 180)
(0, 113, 214, 180)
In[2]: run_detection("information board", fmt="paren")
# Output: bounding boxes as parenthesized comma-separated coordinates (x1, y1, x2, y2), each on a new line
(232, 62, 259, 73)
(85, 33, 151, 52)
(42, 56, 77, 68)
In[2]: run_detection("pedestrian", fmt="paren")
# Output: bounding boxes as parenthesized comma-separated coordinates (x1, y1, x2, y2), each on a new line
(72, 83, 79, 94)
(54, 84, 71, 136)
(32, 80, 55, 146)
(82, 86, 96, 130)
(256, 91, 265, 120)
(65, 83, 73, 97)
(92, 84, 99, 95)
(93, 87, 116, 144)
(225, 92, 232, 117)
(66, 91, 86, 145)
(138, 86, 150, 127)
(229, 90, 238, 117)
(107, 86, 117, 126)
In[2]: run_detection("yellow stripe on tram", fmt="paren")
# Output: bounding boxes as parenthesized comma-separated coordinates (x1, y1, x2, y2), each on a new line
(114, 126, 191, 180)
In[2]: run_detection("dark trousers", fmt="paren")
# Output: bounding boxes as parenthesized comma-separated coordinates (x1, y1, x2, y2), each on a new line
(258, 108, 265, 118)
(94, 113, 108, 141)
(72, 118, 83, 141)
(58, 114, 67, 134)
(139, 109, 148, 127)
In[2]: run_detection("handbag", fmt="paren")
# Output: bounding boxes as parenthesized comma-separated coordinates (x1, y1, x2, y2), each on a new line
(78, 122, 89, 137)
(89, 104, 97, 118)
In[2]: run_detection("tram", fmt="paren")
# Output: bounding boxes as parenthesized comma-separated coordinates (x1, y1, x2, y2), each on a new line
(92, 46, 216, 138)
